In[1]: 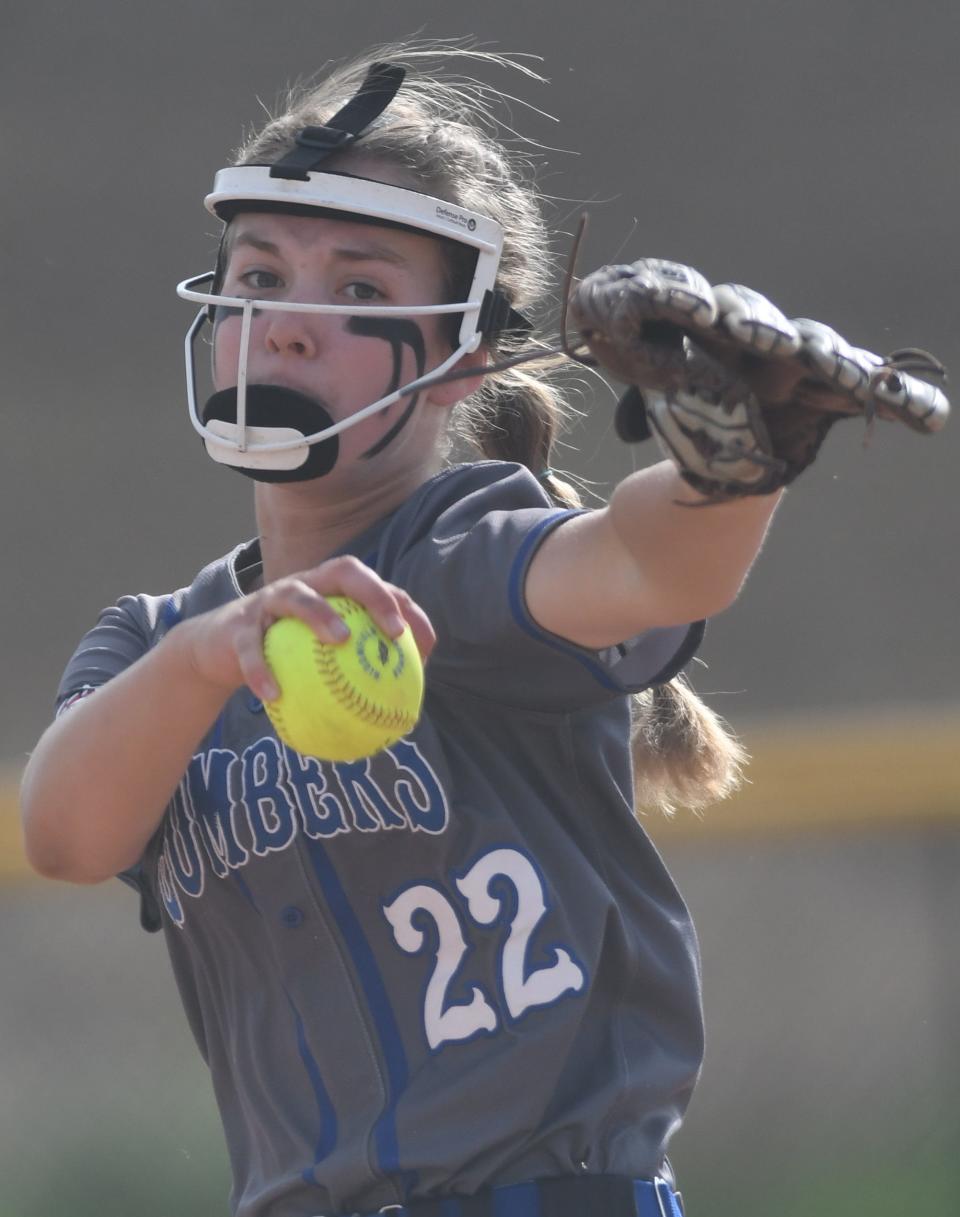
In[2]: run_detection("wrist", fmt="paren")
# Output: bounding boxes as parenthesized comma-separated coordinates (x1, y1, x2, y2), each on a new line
(163, 616, 244, 705)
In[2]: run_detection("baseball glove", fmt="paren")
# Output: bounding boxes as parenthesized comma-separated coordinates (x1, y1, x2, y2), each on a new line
(567, 258, 950, 502)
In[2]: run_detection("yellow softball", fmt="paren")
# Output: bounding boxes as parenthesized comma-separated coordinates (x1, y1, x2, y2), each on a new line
(262, 597, 424, 762)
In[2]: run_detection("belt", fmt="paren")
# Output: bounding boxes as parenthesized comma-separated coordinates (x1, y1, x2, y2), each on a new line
(366, 1175, 684, 1217)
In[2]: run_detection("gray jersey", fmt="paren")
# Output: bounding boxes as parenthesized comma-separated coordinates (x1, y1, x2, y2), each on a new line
(58, 462, 705, 1217)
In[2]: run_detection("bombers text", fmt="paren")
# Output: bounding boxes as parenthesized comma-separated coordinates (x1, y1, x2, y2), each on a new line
(157, 737, 449, 926)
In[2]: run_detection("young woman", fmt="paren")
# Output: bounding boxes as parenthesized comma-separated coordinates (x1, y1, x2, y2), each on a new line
(20, 46, 778, 1217)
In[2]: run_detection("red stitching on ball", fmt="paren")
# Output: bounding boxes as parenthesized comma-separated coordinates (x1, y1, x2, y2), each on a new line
(312, 639, 417, 732)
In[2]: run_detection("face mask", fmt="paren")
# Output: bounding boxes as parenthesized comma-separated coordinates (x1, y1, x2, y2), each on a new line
(177, 170, 511, 482)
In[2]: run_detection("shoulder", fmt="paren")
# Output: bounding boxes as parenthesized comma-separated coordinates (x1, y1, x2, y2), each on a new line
(56, 541, 255, 711)
(120, 538, 257, 636)
(408, 460, 553, 521)
(374, 461, 561, 555)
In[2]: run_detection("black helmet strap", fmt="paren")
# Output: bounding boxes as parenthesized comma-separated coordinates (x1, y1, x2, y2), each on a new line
(214, 60, 532, 340)
(269, 62, 406, 181)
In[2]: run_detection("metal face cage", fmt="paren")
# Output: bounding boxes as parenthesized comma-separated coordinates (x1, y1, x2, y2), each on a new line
(177, 168, 506, 473)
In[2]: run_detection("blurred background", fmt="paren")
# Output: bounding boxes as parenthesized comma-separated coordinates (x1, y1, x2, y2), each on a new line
(2, 1, 958, 1214)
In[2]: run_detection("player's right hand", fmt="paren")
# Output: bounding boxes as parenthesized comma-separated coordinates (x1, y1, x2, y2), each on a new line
(180, 555, 435, 703)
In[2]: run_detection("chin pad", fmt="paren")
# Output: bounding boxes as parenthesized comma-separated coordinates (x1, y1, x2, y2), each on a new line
(202, 384, 339, 482)
(615, 385, 654, 444)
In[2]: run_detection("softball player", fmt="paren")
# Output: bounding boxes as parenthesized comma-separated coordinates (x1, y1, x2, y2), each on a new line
(21, 45, 783, 1217)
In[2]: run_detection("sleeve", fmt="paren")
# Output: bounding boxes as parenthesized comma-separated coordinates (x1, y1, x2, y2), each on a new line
(385, 464, 703, 711)
(55, 594, 178, 932)
(56, 596, 156, 712)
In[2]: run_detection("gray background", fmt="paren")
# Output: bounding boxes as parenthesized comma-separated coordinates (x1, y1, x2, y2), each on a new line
(4, 0, 959, 762)
(3, 2, 959, 1216)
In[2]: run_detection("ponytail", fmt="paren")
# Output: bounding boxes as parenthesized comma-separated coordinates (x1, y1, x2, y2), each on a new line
(456, 361, 584, 510)
(629, 676, 748, 815)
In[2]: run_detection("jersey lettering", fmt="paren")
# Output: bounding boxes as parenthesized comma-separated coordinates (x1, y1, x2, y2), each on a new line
(286, 752, 349, 839)
(383, 846, 587, 1049)
(242, 739, 298, 855)
(184, 749, 249, 874)
(382, 883, 498, 1050)
(457, 848, 586, 1020)
(390, 740, 449, 834)
(156, 850, 184, 925)
(336, 759, 409, 832)
(164, 800, 205, 899)
(158, 738, 450, 928)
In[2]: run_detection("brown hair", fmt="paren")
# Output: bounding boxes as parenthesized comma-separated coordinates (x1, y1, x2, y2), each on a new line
(231, 41, 746, 814)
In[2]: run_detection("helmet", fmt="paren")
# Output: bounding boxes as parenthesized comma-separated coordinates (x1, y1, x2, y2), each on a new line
(176, 63, 521, 482)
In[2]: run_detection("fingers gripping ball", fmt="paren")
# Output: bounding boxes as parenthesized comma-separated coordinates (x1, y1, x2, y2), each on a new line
(262, 598, 424, 761)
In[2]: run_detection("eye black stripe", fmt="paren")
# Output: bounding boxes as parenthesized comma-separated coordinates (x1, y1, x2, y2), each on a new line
(346, 316, 428, 460)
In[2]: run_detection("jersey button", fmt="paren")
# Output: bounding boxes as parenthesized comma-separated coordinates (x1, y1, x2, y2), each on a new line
(247, 694, 264, 713)
(280, 905, 304, 928)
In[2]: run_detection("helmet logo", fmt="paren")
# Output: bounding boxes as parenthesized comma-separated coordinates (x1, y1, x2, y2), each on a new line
(435, 204, 478, 234)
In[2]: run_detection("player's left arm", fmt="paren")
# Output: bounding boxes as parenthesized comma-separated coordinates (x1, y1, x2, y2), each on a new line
(527, 255, 948, 649)
(524, 461, 781, 648)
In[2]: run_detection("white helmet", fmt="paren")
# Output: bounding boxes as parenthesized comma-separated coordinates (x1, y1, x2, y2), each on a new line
(176, 64, 525, 482)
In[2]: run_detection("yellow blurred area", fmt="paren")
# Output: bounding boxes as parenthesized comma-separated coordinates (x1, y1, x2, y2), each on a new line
(0, 768, 28, 883)
(651, 706, 960, 839)
(4, 708, 957, 883)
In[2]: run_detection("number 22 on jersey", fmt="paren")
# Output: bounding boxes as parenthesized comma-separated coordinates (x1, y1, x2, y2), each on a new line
(383, 847, 587, 1051)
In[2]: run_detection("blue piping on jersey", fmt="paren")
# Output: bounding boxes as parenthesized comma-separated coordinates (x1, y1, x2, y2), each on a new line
(231, 872, 339, 1178)
(492, 1179, 540, 1216)
(508, 511, 705, 693)
(647, 617, 706, 687)
(302, 836, 417, 1195)
(161, 596, 183, 631)
(507, 511, 625, 693)
(290, 998, 339, 1177)
(231, 871, 259, 910)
